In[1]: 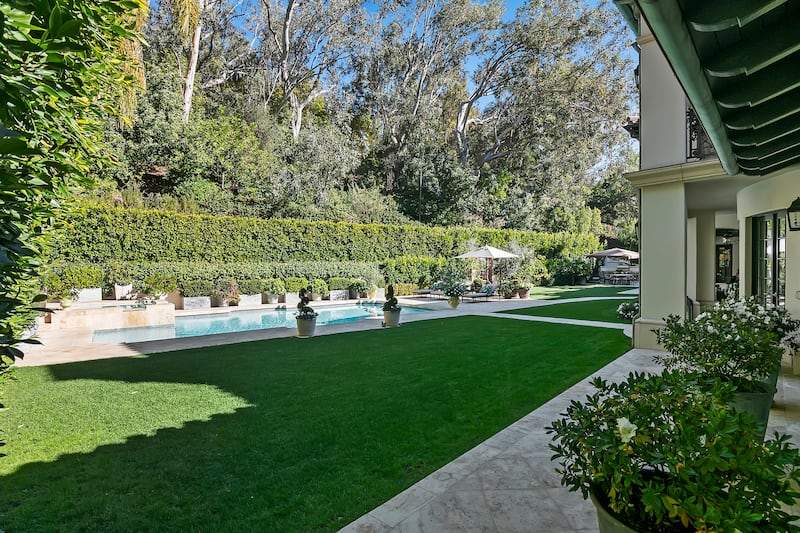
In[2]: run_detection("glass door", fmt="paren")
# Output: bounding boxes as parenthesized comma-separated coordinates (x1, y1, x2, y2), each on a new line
(752, 212, 786, 308)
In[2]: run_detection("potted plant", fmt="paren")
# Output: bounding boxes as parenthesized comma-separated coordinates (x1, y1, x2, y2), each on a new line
(310, 278, 328, 301)
(284, 277, 308, 306)
(616, 301, 639, 321)
(382, 284, 401, 327)
(349, 279, 368, 299)
(443, 281, 466, 309)
(498, 279, 519, 299)
(262, 278, 285, 304)
(295, 287, 318, 338)
(548, 370, 800, 532)
(141, 273, 177, 301)
(237, 279, 264, 306)
(515, 279, 531, 299)
(327, 277, 352, 301)
(107, 261, 134, 300)
(178, 280, 214, 310)
(211, 279, 239, 307)
(654, 297, 791, 437)
(42, 271, 80, 309)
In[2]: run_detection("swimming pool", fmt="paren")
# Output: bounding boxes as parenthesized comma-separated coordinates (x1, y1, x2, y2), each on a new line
(92, 303, 429, 344)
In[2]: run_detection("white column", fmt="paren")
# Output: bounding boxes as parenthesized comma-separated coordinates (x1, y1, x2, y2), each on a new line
(695, 211, 717, 308)
(634, 181, 687, 349)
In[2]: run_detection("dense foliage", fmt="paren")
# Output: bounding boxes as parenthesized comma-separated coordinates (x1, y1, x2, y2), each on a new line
(0, 1, 144, 355)
(83, 0, 637, 238)
(53, 207, 601, 264)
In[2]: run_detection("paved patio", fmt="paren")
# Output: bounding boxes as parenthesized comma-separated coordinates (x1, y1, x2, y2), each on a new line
(19, 289, 799, 531)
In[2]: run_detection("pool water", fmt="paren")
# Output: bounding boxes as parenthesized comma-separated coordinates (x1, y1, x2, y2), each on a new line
(92, 303, 428, 344)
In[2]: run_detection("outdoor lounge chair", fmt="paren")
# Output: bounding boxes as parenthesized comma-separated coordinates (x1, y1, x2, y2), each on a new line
(463, 283, 498, 302)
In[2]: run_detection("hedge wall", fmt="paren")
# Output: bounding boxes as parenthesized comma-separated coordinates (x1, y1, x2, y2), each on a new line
(54, 207, 600, 264)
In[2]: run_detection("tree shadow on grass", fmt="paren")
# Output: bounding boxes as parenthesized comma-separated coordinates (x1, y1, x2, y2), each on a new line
(0, 317, 632, 532)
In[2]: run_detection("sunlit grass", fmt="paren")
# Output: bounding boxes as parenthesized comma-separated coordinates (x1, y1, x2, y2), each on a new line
(501, 298, 637, 324)
(1, 316, 630, 532)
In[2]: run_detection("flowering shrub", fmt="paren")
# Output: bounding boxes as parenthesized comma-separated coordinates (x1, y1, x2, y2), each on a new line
(616, 301, 639, 320)
(548, 370, 800, 531)
(654, 298, 787, 392)
(442, 282, 467, 297)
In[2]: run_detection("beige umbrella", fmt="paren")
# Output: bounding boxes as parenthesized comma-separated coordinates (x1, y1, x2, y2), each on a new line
(587, 247, 640, 260)
(455, 246, 519, 282)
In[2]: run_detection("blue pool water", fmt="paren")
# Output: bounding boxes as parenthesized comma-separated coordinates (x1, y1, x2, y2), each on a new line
(92, 304, 429, 344)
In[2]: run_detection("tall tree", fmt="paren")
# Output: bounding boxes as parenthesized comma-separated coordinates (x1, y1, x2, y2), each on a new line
(170, 0, 205, 122)
(256, 0, 366, 141)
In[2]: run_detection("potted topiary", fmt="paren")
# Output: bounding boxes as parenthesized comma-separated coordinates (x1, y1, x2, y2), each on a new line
(107, 260, 134, 300)
(382, 284, 401, 327)
(295, 287, 318, 338)
(548, 370, 800, 532)
(310, 278, 328, 301)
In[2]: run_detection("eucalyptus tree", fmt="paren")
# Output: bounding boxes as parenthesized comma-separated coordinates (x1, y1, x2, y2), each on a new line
(351, 0, 502, 190)
(255, 0, 368, 141)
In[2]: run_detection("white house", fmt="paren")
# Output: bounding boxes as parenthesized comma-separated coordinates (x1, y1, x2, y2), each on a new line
(614, 1, 800, 349)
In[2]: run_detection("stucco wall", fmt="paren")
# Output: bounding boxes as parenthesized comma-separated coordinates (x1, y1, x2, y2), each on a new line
(737, 166, 800, 316)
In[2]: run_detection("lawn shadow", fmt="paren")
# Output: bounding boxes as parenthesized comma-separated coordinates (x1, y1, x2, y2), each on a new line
(1, 317, 632, 531)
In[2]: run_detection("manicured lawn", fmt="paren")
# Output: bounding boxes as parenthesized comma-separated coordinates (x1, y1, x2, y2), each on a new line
(0, 316, 630, 532)
(501, 298, 637, 324)
(527, 285, 634, 300)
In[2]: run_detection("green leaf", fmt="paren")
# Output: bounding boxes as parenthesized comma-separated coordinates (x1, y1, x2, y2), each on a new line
(48, 4, 62, 35)
(56, 19, 81, 38)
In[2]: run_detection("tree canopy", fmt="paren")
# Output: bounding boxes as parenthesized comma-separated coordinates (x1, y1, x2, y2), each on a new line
(89, 0, 638, 236)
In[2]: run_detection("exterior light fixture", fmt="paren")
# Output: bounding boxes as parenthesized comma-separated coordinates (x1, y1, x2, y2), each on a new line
(788, 197, 800, 231)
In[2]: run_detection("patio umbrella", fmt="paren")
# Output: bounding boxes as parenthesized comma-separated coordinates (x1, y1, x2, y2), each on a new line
(587, 247, 640, 260)
(455, 245, 519, 282)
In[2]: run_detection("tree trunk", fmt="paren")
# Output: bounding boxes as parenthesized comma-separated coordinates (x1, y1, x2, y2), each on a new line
(182, 18, 202, 123)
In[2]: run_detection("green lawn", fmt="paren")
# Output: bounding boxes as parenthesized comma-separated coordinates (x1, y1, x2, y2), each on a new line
(0, 316, 630, 532)
(501, 298, 637, 324)
(527, 285, 634, 300)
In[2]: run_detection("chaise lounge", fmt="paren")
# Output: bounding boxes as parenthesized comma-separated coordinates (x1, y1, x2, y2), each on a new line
(463, 283, 498, 302)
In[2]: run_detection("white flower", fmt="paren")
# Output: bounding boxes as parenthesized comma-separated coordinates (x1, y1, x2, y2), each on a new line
(616, 417, 637, 443)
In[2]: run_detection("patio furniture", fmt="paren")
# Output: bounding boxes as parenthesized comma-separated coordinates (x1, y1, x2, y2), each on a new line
(463, 283, 499, 302)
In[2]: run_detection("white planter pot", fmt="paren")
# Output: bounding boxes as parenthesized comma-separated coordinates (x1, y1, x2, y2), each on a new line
(296, 317, 317, 338)
(311, 292, 323, 301)
(383, 309, 401, 327)
(329, 289, 349, 301)
(114, 283, 133, 300)
(182, 296, 211, 310)
(239, 293, 262, 307)
(263, 293, 280, 304)
(284, 292, 300, 306)
(76, 287, 103, 303)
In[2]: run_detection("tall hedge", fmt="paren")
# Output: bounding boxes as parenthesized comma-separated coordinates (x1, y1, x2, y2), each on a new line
(54, 207, 599, 264)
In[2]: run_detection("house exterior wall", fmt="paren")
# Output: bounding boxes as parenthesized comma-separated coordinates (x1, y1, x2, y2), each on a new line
(638, 21, 686, 171)
(737, 167, 800, 317)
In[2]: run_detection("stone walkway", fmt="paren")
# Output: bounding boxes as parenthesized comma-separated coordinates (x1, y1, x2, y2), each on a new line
(23, 289, 799, 531)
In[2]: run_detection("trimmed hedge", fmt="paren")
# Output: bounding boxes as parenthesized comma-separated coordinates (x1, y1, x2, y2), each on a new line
(54, 207, 599, 264)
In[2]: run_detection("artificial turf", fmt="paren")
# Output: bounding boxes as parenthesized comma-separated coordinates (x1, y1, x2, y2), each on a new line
(0, 315, 630, 532)
(501, 298, 637, 324)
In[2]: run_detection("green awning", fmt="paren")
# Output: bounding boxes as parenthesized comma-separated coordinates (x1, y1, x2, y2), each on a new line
(623, 0, 800, 176)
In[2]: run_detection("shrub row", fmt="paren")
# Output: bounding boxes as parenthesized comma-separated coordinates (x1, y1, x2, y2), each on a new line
(53, 206, 600, 264)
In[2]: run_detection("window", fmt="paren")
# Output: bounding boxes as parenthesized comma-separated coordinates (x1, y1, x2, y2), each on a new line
(752, 212, 786, 308)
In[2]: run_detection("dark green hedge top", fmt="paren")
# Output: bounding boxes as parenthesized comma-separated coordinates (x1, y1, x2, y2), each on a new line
(54, 206, 599, 264)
